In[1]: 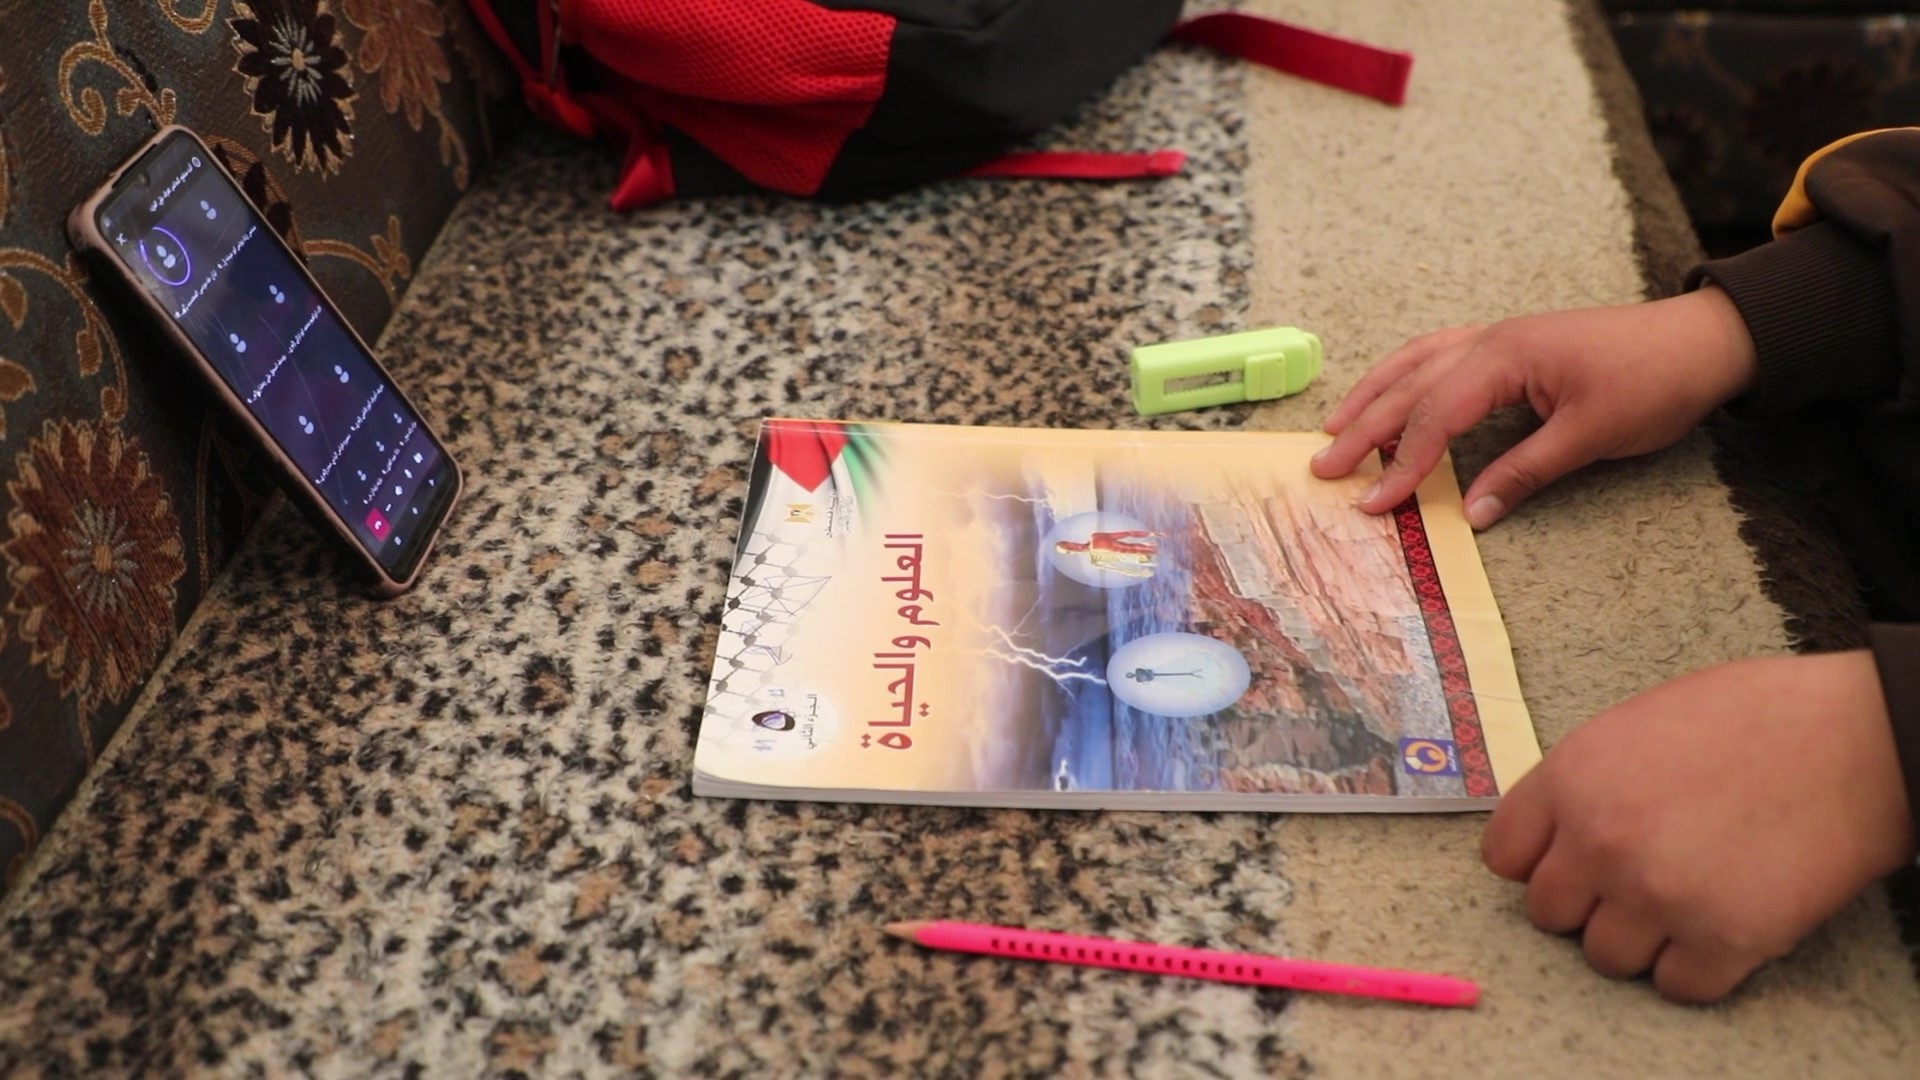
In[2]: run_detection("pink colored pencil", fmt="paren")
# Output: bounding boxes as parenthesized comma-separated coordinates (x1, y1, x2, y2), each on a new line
(884, 921, 1478, 1008)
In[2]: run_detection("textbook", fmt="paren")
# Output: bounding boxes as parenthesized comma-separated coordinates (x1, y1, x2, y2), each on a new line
(693, 420, 1539, 811)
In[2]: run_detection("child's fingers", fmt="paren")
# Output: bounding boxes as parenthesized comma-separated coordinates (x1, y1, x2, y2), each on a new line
(1651, 943, 1757, 1005)
(1353, 371, 1505, 514)
(1522, 842, 1601, 934)
(1309, 372, 1427, 480)
(1322, 325, 1481, 435)
(1320, 346, 1425, 437)
(1458, 418, 1596, 530)
(1312, 347, 1469, 482)
(1481, 770, 1554, 882)
(1581, 902, 1667, 979)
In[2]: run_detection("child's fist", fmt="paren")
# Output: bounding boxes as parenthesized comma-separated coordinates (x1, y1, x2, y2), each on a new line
(1482, 652, 1915, 1002)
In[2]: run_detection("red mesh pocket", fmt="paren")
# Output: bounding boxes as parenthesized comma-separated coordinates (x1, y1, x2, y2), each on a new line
(569, 0, 896, 196)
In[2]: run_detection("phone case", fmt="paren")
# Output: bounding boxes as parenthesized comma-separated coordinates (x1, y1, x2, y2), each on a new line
(66, 125, 462, 597)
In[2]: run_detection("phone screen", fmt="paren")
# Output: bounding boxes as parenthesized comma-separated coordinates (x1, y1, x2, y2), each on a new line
(94, 130, 454, 578)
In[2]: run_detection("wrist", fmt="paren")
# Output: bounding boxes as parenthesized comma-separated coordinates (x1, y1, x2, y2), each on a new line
(1826, 650, 1919, 876)
(1669, 285, 1758, 409)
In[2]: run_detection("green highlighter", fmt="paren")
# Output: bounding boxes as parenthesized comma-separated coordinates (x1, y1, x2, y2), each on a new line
(1129, 327, 1322, 416)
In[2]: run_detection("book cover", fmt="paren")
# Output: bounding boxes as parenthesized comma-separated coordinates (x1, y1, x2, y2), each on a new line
(694, 420, 1539, 810)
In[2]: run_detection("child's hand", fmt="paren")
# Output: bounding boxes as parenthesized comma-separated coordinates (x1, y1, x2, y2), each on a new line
(1311, 288, 1758, 528)
(1482, 652, 1915, 1003)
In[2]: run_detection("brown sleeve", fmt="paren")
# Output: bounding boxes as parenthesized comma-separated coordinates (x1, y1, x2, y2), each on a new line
(1690, 223, 1901, 415)
(1869, 624, 1920, 856)
(1688, 128, 1920, 415)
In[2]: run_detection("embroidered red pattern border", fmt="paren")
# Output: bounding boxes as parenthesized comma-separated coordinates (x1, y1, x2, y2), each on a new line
(1387, 485, 1497, 798)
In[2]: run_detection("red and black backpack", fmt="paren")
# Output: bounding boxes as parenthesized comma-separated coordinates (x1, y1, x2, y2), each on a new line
(464, 1, 1412, 210)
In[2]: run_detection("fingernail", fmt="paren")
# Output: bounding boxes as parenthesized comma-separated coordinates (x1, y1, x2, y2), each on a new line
(1358, 481, 1381, 506)
(1467, 495, 1505, 529)
(1312, 446, 1329, 464)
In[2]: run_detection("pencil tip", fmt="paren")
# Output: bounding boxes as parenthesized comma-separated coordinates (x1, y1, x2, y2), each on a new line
(882, 921, 927, 941)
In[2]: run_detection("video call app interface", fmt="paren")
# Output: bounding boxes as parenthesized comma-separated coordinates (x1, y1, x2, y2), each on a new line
(99, 134, 451, 572)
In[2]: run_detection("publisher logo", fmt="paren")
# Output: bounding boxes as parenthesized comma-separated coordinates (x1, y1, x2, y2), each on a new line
(1399, 738, 1459, 776)
(744, 691, 832, 757)
(751, 709, 796, 732)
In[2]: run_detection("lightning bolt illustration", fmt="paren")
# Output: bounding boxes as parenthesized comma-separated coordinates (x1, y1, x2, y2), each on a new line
(979, 626, 1108, 688)
(939, 486, 1080, 639)
(1002, 592, 1053, 640)
(935, 489, 1057, 506)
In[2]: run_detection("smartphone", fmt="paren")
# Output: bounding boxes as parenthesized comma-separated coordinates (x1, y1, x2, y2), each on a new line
(69, 127, 461, 595)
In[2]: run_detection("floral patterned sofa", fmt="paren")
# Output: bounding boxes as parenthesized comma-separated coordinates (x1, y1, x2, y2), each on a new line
(1605, 0, 1920, 253)
(0, 0, 511, 890)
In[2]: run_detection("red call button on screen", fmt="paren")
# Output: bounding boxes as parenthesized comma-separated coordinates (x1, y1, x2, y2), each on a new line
(365, 507, 391, 540)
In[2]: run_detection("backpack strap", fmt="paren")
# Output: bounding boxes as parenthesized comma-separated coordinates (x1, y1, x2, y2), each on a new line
(962, 150, 1188, 182)
(1171, 13, 1414, 106)
(463, 0, 597, 136)
(963, 14, 1411, 185)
